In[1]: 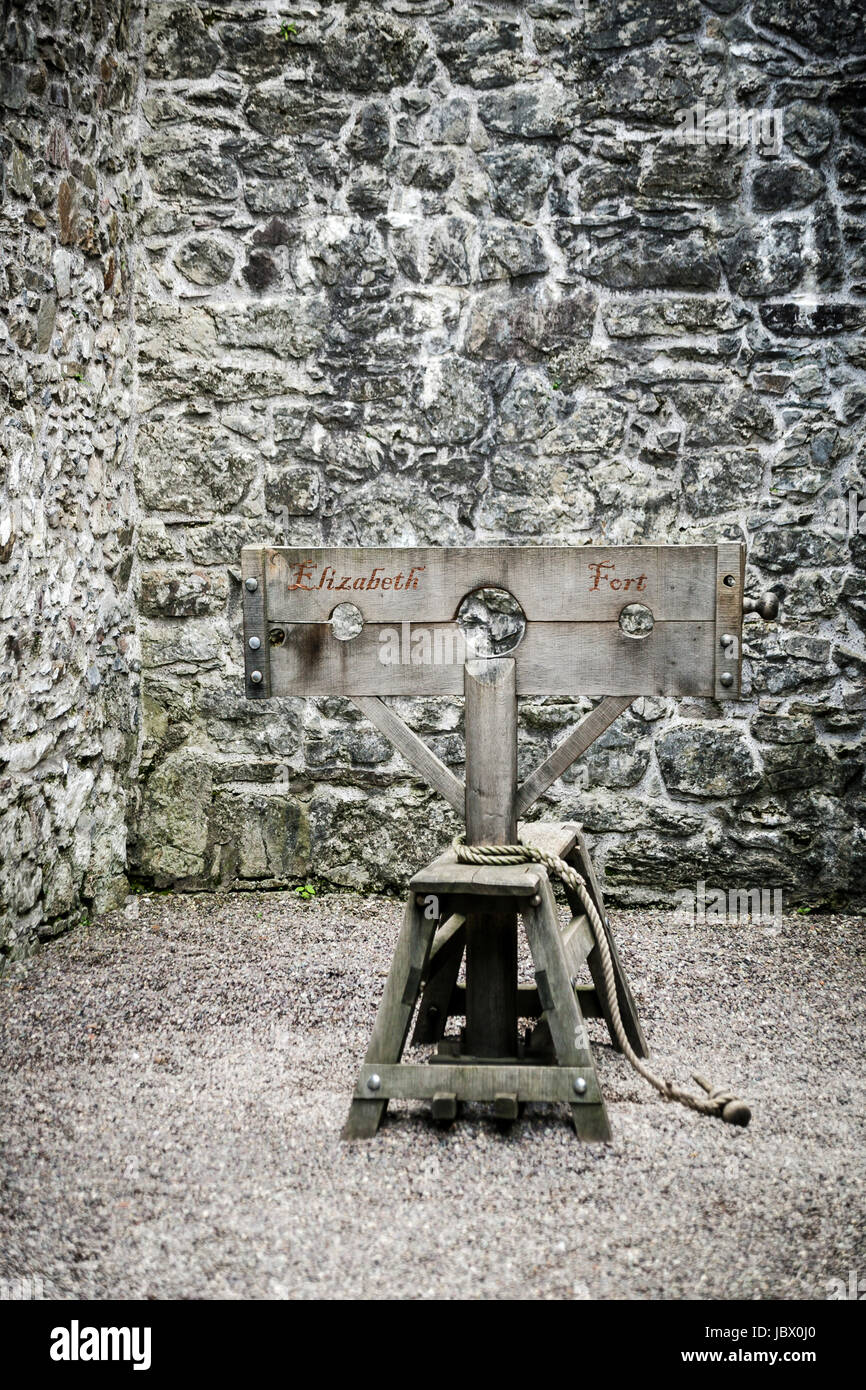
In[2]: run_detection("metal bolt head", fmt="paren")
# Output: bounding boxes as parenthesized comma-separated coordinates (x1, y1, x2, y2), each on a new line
(367, 1073, 381, 1092)
(248, 635, 261, 651)
(244, 577, 258, 592)
(250, 670, 263, 685)
(573, 1077, 587, 1096)
(720, 633, 735, 647)
(720, 672, 734, 687)
(530, 893, 541, 907)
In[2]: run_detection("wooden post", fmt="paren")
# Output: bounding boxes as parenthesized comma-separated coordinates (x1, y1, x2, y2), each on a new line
(463, 658, 518, 1058)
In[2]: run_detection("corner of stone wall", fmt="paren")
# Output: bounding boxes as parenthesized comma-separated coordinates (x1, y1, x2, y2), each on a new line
(0, 0, 145, 968)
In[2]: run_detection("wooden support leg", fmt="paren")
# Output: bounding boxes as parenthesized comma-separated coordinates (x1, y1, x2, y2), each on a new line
(343, 894, 437, 1140)
(412, 915, 466, 1046)
(523, 877, 611, 1142)
(560, 871, 627, 1057)
(464, 903, 518, 1057)
(570, 832, 649, 1060)
(463, 657, 520, 1059)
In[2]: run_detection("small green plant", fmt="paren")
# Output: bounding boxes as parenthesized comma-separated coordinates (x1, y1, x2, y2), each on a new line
(280, 20, 298, 41)
(295, 884, 316, 900)
(551, 378, 561, 390)
(794, 904, 812, 915)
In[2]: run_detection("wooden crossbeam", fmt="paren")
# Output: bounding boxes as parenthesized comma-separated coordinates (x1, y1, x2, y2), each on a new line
(352, 687, 633, 828)
(270, 622, 717, 697)
(355, 1062, 601, 1104)
(259, 544, 725, 624)
(447, 982, 604, 1020)
(352, 695, 464, 813)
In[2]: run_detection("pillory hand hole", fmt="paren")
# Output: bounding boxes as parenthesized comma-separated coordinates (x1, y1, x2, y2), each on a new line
(330, 602, 364, 641)
(456, 587, 526, 657)
(618, 603, 654, 639)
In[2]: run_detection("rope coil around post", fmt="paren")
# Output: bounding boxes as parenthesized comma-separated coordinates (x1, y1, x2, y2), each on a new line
(452, 835, 751, 1128)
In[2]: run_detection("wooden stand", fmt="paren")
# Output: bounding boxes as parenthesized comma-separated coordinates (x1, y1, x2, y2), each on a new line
(239, 541, 755, 1142)
(342, 659, 648, 1142)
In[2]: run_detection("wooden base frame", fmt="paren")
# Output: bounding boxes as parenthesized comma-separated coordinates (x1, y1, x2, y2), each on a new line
(343, 822, 648, 1142)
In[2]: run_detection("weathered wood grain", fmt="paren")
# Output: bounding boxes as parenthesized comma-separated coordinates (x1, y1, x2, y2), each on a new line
(352, 695, 464, 812)
(448, 982, 604, 1020)
(464, 657, 518, 1058)
(355, 1062, 601, 1104)
(409, 858, 546, 897)
(494, 1094, 520, 1121)
(517, 820, 581, 860)
(428, 911, 467, 965)
(241, 547, 270, 699)
(464, 658, 517, 846)
(560, 911, 595, 979)
(342, 895, 436, 1140)
(523, 877, 611, 1141)
(714, 542, 745, 700)
(515, 697, 635, 815)
(267, 618, 718, 696)
(254, 544, 723, 624)
(411, 915, 466, 1046)
(431, 1093, 458, 1122)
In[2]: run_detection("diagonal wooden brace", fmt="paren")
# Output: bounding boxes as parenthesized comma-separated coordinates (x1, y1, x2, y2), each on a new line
(515, 695, 635, 815)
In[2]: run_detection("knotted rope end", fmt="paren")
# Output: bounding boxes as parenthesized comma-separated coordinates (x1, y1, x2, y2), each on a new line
(693, 1074, 751, 1127)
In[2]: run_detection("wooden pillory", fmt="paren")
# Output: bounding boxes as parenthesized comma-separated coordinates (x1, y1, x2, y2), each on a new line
(241, 545, 778, 1140)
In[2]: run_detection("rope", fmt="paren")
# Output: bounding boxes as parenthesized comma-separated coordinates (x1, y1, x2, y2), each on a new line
(452, 835, 751, 1127)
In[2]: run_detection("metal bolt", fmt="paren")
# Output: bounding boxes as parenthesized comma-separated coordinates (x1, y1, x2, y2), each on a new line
(721, 633, 735, 647)
(244, 577, 258, 592)
(720, 672, 734, 687)
(416, 894, 427, 907)
(530, 894, 541, 907)
(367, 1073, 381, 1092)
(250, 670, 263, 685)
(573, 1077, 587, 1096)
(248, 636, 261, 651)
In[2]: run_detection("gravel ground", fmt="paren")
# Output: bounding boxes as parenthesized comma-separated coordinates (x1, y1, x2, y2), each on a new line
(1, 889, 863, 1301)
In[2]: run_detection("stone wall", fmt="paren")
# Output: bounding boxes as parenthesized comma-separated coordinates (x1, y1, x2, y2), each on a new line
(4, 1, 865, 962)
(0, 0, 142, 963)
(130, 0, 865, 908)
